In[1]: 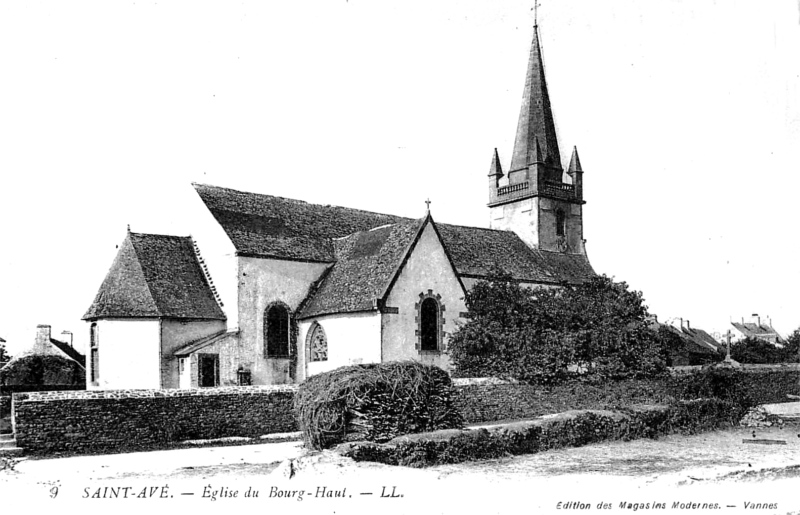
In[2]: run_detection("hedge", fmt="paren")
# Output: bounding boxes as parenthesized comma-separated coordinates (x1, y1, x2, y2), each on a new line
(337, 399, 742, 468)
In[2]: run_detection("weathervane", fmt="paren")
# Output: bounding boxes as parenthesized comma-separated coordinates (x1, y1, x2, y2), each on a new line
(532, 1, 541, 27)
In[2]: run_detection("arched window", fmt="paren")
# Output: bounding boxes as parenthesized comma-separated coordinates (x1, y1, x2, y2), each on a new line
(556, 209, 566, 237)
(308, 323, 328, 362)
(420, 298, 440, 351)
(90, 323, 99, 383)
(265, 304, 290, 357)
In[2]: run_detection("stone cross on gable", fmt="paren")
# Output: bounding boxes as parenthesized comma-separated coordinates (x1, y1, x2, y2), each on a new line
(425, 198, 431, 213)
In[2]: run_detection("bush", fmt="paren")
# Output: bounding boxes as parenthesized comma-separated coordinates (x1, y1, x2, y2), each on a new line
(294, 361, 464, 450)
(449, 273, 668, 384)
(0, 354, 84, 390)
(339, 400, 737, 468)
(677, 366, 755, 424)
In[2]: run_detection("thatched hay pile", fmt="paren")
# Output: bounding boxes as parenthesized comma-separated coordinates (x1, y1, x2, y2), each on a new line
(294, 361, 464, 450)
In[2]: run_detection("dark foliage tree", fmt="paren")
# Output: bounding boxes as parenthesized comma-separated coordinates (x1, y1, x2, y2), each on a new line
(780, 330, 800, 363)
(0, 342, 10, 364)
(449, 273, 668, 384)
(730, 337, 784, 364)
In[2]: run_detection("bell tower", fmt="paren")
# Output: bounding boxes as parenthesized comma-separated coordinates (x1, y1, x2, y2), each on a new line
(488, 23, 586, 255)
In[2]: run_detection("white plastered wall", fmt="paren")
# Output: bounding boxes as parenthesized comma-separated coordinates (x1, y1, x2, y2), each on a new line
(297, 311, 381, 380)
(381, 222, 467, 371)
(88, 319, 161, 390)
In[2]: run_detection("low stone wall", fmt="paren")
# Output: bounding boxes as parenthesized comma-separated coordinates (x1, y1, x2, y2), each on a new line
(453, 365, 800, 424)
(11, 365, 799, 455)
(13, 385, 298, 454)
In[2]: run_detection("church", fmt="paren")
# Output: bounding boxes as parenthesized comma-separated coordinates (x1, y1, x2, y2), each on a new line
(82, 23, 595, 390)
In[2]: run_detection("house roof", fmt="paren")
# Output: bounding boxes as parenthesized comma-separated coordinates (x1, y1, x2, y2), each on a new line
(174, 330, 238, 357)
(731, 322, 783, 342)
(648, 319, 719, 356)
(49, 338, 86, 367)
(193, 183, 595, 287)
(680, 327, 723, 354)
(83, 232, 226, 321)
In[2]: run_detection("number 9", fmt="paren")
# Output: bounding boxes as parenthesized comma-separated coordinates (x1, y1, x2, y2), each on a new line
(50, 486, 59, 499)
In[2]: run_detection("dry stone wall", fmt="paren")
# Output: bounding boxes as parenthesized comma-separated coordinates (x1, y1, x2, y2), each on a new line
(13, 385, 297, 454)
(11, 364, 799, 455)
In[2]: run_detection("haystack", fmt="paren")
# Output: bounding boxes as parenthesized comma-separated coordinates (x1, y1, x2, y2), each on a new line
(294, 361, 463, 450)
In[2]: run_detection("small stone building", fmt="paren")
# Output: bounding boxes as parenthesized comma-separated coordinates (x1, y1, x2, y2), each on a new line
(82, 232, 226, 389)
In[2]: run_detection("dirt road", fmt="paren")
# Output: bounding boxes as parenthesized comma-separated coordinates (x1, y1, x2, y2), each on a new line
(1, 427, 798, 515)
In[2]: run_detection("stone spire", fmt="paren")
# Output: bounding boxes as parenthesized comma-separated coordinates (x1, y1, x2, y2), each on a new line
(567, 146, 582, 174)
(509, 25, 562, 175)
(488, 148, 504, 178)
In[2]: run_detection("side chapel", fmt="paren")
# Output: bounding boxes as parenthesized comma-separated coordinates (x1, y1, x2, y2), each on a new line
(82, 22, 595, 390)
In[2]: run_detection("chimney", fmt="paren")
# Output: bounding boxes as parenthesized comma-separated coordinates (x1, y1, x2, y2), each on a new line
(751, 313, 760, 326)
(686, 320, 691, 330)
(35, 324, 51, 354)
(61, 330, 73, 348)
(679, 318, 684, 330)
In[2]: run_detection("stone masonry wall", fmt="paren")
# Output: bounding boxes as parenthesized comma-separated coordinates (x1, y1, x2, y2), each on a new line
(453, 364, 800, 424)
(13, 385, 297, 454)
(12, 365, 799, 455)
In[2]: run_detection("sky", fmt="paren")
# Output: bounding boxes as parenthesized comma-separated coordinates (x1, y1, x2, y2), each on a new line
(1, 0, 799, 357)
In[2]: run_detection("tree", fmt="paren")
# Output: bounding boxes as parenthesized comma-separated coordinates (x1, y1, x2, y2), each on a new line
(730, 337, 785, 364)
(449, 273, 668, 384)
(779, 330, 800, 363)
(0, 341, 11, 364)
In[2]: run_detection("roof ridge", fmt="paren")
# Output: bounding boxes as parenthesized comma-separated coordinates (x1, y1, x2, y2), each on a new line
(194, 182, 412, 221)
(192, 237, 225, 309)
(129, 231, 191, 240)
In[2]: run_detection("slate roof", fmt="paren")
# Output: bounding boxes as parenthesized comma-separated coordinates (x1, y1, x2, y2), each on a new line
(437, 223, 594, 285)
(193, 183, 595, 287)
(174, 330, 238, 357)
(49, 338, 86, 367)
(83, 232, 226, 320)
(731, 322, 784, 343)
(300, 218, 442, 318)
(679, 327, 724, 354)
(193, 183, 406, 262)
(647, 319, 719, 356)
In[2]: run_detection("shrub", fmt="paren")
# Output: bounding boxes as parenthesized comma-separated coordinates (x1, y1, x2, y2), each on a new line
(449, 273, 668, 384)
(677, 366, 755, 424)
(0, 354, 84, 389)
(339, 401, 736, 468)
(294, 361, 464, 450)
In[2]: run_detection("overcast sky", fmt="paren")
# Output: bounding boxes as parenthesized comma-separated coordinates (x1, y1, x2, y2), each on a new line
(2, 0, 799, 356)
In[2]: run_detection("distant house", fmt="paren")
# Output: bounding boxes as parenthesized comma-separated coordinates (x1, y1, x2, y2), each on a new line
(651, 317, 723, 366)
(730, 315, 784, 345)
(23, 325, 85, 367)
(0, 325, 85, 392)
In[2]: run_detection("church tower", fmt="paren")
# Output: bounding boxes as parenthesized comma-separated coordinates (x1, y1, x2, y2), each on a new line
(488, 23, 586, 255)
